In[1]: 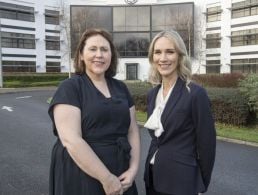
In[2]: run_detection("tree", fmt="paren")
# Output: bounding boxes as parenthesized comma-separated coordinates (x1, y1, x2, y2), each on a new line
(55, 0, 72, 77)
(193, 9, 206, 74)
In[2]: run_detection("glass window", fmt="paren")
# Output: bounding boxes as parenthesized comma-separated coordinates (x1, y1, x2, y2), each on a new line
(206, 33, 221, 48)
(45, 9, 60, 25)
(0, 2, 34, 21)
(206, 60, 221, 73)
(1, 32, 35, 49)
(113, 33, 150, 57)
(2, 60, 36, 72)
(70, 4, 194, 58)
(232, 0, 258, 18)
(71, 6, 112, 57)
(113, 6, 150, 32)
(152, 4, 194, 56)
(113, 7, 126, 31)
(46, 62, 61, 72)
(231, 28, 258, 46)
(206, 6, 221, 22)
(71, 6, 112, 32)
(46, 36, 60, 50)
(231, 58, 258, 73)
(126, 63, 138, 80)
(152, 5, 179, 31)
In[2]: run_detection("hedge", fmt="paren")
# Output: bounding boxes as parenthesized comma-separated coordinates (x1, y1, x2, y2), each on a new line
(192, 73, 245, 88)
(207, 88, 249, 126)
(238, 74, 258, 119)
(3, 73, 69, 87)
(125, 81, 250, 126)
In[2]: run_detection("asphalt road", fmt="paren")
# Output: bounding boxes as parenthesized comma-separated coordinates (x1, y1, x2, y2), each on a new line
(0, 90, 258, 195)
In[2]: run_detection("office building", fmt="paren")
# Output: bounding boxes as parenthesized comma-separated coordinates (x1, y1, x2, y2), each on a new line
(0, 0, 257, 79)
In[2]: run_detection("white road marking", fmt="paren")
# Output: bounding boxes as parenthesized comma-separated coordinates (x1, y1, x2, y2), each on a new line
(16, 96, 32, 99)
(2, 106, 13, 112)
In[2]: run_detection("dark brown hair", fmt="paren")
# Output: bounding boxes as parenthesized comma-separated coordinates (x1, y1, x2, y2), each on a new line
(73, 28, 118, 77)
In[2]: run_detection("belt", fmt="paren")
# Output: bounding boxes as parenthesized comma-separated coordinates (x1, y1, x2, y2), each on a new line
(86, 136, 131, 174)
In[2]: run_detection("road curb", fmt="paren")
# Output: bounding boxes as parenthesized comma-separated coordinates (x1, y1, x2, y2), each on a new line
(0, 87, 57, 94)
(217, 136, 258, 147)
(138, 123, 258, 148)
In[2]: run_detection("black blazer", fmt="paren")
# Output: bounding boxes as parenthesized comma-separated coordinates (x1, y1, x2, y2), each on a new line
(144, 77, 216, 195)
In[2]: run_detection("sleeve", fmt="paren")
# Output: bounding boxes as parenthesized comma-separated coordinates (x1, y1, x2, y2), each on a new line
(192, 87, 216, 192)
(48, 78, 81, 136)
(121, 81, 134, 108)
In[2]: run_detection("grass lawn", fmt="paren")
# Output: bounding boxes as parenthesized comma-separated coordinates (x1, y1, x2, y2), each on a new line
(216, 123, 258, 143)
(4, 81, 60, 88)
(136, 111, 258, 144)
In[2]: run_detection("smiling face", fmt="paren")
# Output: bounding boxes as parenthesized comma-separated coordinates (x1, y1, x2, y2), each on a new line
(80, 34, 112, 78)
(153, 36, 179, 80)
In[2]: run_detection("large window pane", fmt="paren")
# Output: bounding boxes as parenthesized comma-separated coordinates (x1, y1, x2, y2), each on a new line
(2, 60, 36, 72)
(1, 32, 35, 49)
(71, 6, 112, 57)
(0, 2, 34, 21)
(113, 33, 150, 57)
(152, 4, 194, 56)
(113, 7, 126, 31)
(113, 6, 150, 32)
(71, 4, 193, 58)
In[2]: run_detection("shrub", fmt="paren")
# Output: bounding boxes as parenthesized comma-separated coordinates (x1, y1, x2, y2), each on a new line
(192, 73, 245, 88)
(124, 81, 152, 112)
(3, 73, 69, 87)
(207, 88, 249, 126)
(125, 81, 250, 126)
(238, 74, 258, 119)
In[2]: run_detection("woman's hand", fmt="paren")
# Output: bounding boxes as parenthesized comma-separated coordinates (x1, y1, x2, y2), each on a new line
(118, 169, 136, 192)
(101, 174, 123, 195)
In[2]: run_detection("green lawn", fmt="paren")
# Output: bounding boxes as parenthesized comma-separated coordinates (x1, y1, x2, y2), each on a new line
(4, 80, 61, 88)
(136, 111, 258, 144)
(216, 123, 258, 143)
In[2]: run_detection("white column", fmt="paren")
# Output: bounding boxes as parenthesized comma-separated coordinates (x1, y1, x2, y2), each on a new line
(35, 1, 46, 73)
(220, 0, 231, 73)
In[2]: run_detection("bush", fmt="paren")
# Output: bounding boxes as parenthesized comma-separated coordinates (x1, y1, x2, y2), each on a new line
(3, 73, 69, 87)
(125, 81, 250, 126)
(124, 81, 152, 112)
(192, 73, 245, 88)
(238, 74, 258, 119)
(207, 88, 249, 126)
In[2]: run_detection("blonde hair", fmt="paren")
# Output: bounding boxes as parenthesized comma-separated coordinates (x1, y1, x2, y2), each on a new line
(148, 30, 192, 88)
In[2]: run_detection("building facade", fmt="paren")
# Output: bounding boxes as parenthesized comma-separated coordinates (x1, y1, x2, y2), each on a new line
(0, 0, 258, 79)
(0, 0, 63, 73)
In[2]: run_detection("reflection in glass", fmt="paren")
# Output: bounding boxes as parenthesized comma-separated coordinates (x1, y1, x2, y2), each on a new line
(113, 33, 150, 57)
(113, 6, 150, 32)
(71, 6, 112, 57)
(71, 4, 193, 57)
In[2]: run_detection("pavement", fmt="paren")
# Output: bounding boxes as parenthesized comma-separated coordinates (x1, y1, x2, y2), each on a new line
(1, 86, 258, 148)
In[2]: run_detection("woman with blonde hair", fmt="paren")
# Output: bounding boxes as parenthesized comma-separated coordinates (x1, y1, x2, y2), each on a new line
(144, 29, 216, 195)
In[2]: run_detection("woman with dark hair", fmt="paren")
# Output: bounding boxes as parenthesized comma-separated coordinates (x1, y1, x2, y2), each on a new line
(144, 29, 216, 195)
(48, 28, 140, 195)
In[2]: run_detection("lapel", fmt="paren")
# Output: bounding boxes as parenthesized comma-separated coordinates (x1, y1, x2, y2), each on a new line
(148, 85, 160, 117)
(161, 77, 185, 126)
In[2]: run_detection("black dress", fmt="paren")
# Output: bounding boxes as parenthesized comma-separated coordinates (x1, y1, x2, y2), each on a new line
(48, 73, 138, 195)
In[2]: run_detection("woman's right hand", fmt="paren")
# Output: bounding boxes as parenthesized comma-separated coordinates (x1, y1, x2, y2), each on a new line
(101, 174, 123, 195)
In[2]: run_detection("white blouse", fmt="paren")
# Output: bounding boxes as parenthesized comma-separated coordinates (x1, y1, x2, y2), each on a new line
(144, 82, 175, 164)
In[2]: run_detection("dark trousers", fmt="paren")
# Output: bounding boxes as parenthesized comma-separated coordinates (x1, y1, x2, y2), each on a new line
(145, 165, 171, 195)
(145, 165, 198, 195)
